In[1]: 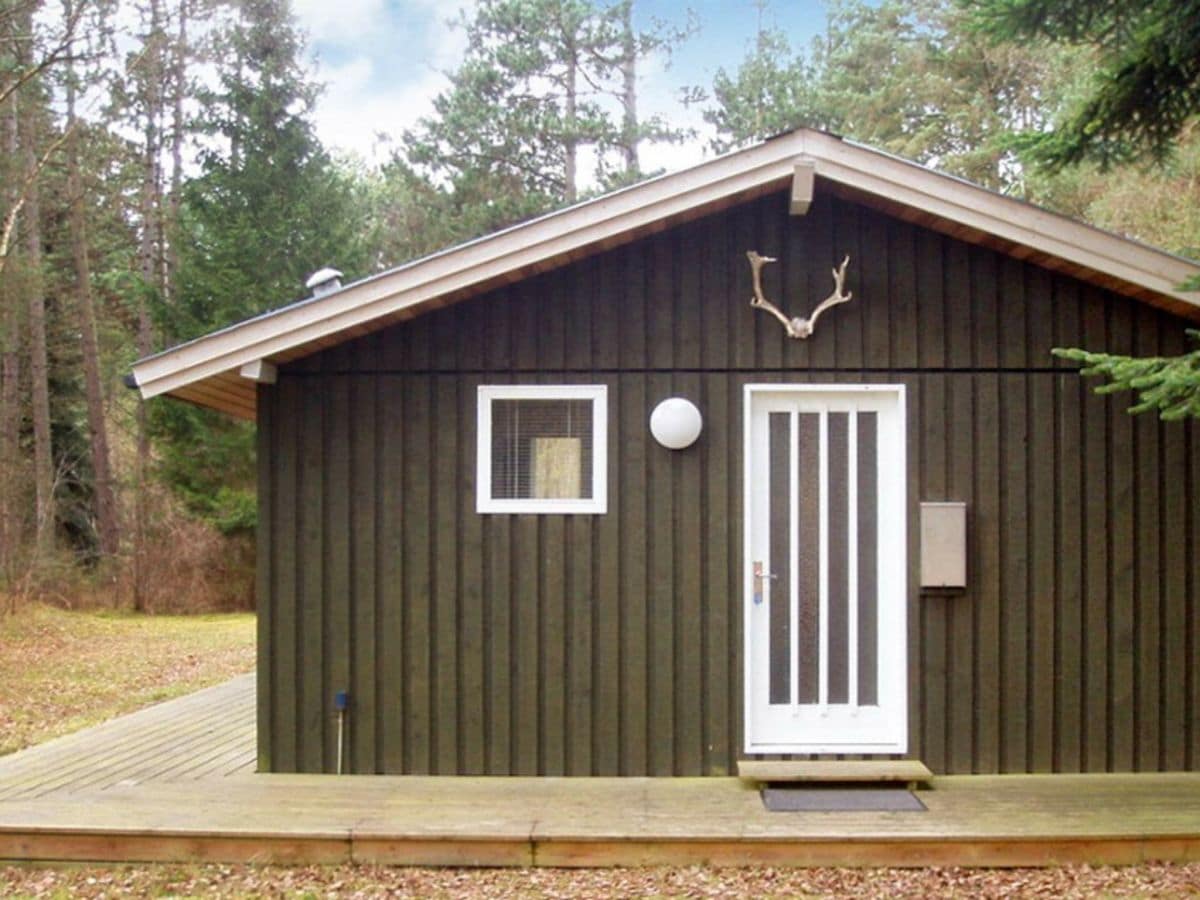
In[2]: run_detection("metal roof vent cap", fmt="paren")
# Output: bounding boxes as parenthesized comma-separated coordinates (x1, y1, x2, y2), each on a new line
(306, 267, 344, 298)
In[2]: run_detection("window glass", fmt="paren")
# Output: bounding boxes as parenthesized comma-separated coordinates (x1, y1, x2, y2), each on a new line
(477, 386, 606, 514)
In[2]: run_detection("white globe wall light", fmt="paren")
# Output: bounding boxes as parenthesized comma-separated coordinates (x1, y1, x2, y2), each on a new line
(650, 398, 703, 449)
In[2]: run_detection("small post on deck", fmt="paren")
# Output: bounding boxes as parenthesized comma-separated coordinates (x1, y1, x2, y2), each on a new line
(334, 691, 349, 775)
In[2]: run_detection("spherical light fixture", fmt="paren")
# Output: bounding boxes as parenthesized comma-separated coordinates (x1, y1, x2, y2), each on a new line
(650, 398, 703, 449)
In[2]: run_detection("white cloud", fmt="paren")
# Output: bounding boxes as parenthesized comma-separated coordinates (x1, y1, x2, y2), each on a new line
(628, 45, 715, 177)
(292, 0, 389, 45)
(640, 136, 710, 177)
(312, 56, 451, 165)
(297, 0, 712, 175)
(296, 0, 474, 165)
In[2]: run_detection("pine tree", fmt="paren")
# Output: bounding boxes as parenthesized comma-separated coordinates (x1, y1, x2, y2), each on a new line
(405, 0, 689, 237)
(64, 13, 120, 562)
(967, 0, 1200, 169)
(704, 0, 1077, 189)
(160, 0, 368, 531)
(705, 20, 822, 151)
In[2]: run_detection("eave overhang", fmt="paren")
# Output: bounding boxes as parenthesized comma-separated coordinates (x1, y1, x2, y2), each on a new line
(131, 129, 1200, 421)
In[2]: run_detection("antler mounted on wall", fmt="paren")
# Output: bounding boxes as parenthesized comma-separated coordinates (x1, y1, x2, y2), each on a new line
(746, 250, 852, 339)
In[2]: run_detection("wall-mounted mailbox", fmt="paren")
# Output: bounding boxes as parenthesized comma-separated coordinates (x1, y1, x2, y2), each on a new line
(920, 502, 967, 589)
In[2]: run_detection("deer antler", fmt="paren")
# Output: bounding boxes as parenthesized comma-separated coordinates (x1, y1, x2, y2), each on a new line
(746, 250, 852, 339)
(747, 251, 797, 335)
(797, 255, 852, 338)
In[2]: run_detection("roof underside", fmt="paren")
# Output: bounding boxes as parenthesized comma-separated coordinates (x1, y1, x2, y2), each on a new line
(133, 130, 1200, 421)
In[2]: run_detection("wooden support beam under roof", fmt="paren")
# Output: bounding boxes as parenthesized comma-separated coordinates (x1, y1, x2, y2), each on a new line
(790, 157, 815, 216)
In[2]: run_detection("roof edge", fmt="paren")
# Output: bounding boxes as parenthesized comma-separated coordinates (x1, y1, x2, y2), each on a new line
(133, 128, 1200, 407)
(800, 130, 1200, 304)
(132, 131, 811, 400)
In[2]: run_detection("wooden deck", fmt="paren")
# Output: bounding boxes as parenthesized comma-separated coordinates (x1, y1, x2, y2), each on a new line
(0, 674, 255, 800)
(0, 676, 1197, 867)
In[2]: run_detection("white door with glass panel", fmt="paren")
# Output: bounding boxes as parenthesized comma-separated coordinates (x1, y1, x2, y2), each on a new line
(743, 385, 907, 754)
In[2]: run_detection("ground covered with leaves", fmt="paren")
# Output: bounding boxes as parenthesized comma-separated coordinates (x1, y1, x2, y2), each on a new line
(0, 604, 255, 755)
(1, 862, 1198, 898)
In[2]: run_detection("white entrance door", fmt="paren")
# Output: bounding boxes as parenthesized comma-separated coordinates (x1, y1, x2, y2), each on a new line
(743, 385, 907, 754)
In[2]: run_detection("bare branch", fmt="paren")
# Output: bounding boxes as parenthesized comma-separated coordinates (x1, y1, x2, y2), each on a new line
(0, 125, 73, 275)
(0, 0, 90, 108)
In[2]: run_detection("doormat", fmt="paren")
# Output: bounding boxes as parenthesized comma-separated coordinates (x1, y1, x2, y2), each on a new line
(761, 785, 927, 812)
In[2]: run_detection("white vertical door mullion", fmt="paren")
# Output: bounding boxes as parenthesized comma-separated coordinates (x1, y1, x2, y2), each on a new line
(848, 409, 859, 711)
(750, 405, 770, 726)
(817, 407, 829, 710)
(788, 409, 800, 710)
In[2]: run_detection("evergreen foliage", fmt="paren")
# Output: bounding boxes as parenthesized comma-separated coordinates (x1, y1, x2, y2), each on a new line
(159, 0, 370, 532)
(966, 0, 1200, 170)
(703, 0, 1078, 189)
(171, 1, 369, 339)
(967, 0, 1200, 417)
(404, 0, 689, 239)
(1053, 332, 1200, 420)
(705, 28, 823, 148)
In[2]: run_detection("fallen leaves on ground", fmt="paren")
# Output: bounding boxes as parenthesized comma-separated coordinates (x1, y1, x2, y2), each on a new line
(0, 862, 1198, 899)
(0, 604, 255, 755)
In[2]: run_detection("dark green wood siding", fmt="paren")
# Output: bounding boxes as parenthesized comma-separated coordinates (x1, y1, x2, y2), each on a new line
(257, 188, 1200, 775)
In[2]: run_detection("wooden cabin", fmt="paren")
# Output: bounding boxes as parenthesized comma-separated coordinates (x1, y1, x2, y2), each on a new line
(133, 129, 1200, 777)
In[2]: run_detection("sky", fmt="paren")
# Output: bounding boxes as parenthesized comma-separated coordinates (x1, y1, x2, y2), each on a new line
(290, 0, 831, 175)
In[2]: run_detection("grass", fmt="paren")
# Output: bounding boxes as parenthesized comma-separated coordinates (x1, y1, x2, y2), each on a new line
(0, 603, 255, 756)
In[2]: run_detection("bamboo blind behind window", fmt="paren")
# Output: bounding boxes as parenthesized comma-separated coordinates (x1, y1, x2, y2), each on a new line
(490, 399, 593, 500)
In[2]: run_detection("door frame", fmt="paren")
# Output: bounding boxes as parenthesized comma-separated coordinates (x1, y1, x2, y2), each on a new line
(741, 383, 908, 755)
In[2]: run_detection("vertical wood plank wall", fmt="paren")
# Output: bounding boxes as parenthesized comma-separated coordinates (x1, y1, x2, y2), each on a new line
(257, 189, 1200, 776)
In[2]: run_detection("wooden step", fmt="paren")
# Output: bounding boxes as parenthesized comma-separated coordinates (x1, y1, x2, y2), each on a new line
(737, 759, 933, 785)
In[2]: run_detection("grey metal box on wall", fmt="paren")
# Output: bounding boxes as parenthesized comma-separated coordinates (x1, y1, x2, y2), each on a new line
(920, 502, 967, 589)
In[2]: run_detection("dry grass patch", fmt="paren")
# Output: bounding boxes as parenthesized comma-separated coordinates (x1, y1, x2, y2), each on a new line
(0, 603, 255, 756)
(0, 862, 1198, 899)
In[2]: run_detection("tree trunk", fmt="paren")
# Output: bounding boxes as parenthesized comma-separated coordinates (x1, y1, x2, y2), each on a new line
(166, 0, 187, 303)
(65, 57, 120, 560)
(564, 34, 578, 203)
(0, 79, 22, 586)
(23, 95, 53, 557)
(620, 0, 638, 175)
(230, 41, 241, 170)
(133, 0, 165, 612)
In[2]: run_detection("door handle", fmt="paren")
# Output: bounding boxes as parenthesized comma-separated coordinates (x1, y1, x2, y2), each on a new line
(753, 561, 777, 604)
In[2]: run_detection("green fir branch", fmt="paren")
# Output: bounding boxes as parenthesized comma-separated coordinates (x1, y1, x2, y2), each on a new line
(1052, 329, 1200, 419)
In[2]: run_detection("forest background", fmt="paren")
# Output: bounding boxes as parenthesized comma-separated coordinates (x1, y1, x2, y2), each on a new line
(1, 0, 1196, 613)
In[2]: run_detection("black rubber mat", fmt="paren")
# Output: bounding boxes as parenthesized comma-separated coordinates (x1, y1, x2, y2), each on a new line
(761, 785, 927, 812)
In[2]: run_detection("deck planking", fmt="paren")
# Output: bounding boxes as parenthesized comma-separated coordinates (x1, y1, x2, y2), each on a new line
(0, 675, 1197, 867)
(0, 674, 255, 800)
(0, 773, 1197, 867)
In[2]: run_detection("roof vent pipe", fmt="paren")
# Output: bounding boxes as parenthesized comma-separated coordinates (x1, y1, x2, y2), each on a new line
(306, 267, 344, 298)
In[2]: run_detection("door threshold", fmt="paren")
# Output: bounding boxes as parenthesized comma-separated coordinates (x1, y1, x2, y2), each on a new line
(737, 759, 933, 787)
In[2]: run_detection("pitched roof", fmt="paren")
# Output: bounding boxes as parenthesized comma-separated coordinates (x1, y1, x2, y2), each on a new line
(132, 128, 1200, 420)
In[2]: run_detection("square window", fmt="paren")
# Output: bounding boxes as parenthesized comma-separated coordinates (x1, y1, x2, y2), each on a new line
(477, 385, 607, 514)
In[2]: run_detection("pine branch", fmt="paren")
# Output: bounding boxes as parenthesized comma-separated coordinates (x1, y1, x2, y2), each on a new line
(1052, 329, 1200, 420)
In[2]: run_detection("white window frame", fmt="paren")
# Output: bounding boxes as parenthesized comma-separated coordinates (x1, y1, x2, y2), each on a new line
(476, 384, 608, 514)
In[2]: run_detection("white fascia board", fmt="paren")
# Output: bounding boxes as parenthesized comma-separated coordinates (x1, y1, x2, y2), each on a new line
(132, 135, 810, 400)
(796, 131, 1200, 307)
